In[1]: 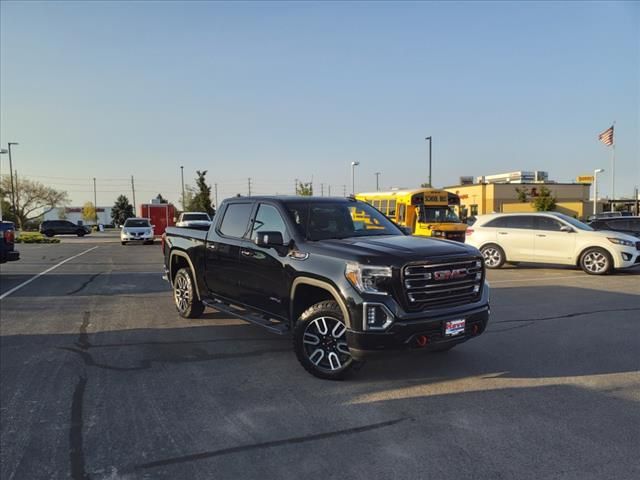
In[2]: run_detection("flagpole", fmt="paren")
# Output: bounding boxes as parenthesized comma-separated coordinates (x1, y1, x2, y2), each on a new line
(610, 121, 616, 212)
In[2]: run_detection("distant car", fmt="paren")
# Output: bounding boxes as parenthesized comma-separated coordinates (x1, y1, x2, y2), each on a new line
(0, 221, 20, 264)
(589, 216, 640, 239)
(40, 220, 91, 237)
(175, 212, 212, 229)
(121, 218, 154, 245)
(466, 212, 640, 275)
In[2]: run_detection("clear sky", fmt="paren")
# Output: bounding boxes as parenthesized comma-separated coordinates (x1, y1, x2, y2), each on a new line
(1, 0, 638, 208)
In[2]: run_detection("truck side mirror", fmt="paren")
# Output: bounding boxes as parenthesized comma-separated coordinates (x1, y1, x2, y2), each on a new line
(399, 226, 412, 235)
(255, 231, 284, 247)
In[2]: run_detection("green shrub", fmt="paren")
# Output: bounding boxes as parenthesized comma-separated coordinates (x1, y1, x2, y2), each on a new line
(15, 232, 60, 244)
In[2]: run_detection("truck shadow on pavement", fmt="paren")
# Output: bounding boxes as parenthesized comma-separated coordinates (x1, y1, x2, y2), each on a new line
(1, 285, 639, 480)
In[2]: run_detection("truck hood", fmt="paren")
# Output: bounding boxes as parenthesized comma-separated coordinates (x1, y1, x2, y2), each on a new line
(309, 235, 480, 264)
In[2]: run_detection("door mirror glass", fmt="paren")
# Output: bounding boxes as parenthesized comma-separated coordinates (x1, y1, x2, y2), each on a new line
(255, 231, 284, 247)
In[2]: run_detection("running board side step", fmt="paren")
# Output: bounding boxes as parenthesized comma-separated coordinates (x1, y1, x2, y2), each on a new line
(203, 300, 290, 335)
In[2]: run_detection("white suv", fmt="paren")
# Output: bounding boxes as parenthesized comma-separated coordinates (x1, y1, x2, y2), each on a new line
(466, 212, 639, 275)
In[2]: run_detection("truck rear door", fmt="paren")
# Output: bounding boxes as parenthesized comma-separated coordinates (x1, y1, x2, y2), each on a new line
(204, 202, 254, 302)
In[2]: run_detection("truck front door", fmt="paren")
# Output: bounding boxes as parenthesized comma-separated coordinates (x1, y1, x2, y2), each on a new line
(237, 203, 291, 319)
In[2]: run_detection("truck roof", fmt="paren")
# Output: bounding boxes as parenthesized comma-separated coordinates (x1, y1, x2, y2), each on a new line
(225, 196, 357, 204)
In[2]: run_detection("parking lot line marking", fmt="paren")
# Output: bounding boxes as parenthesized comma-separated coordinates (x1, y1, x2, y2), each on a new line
(0, 246, 99, 300)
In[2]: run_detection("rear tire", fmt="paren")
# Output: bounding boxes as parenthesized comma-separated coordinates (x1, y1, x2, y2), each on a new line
(173, 267, 204, 318)
(121, 241, 127, 245)
(293, 300, 359, 380)
(580, 247, 612, 275)
(480, 244, 505, 269)
(44, 230, 54, 238)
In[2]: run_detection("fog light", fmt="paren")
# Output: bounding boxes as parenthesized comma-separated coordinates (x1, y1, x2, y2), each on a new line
(621, 252, 632, 261)
(362, 303, 394, 331)
(473, 285, 480, 293)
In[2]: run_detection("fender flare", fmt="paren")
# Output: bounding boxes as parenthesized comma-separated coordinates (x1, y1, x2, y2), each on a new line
(290, 277, 351, 328)
(169, 250, 202, 300)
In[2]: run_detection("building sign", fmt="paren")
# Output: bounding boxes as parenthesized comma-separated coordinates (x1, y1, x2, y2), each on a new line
(576, 176, 594, 184)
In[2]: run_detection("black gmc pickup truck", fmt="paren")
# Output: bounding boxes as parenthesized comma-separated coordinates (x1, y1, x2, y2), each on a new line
(162, 196, 490, 379)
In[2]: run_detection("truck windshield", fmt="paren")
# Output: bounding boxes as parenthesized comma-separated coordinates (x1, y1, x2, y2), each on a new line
(285, 201, 403, 241)
(419, 206, 460, 223)
(183, 214, 210, 221)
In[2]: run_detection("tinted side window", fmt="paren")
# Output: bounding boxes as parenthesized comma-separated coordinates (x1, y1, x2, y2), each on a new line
(219, 203, 253, 238)
(628, 219, 640, 232)
(484, 217, 509, 228)
(536, 216, 563, 231)
(506, 216, 535, 229)
(606, 219, 630, 230)
(252, 204, 289, 243)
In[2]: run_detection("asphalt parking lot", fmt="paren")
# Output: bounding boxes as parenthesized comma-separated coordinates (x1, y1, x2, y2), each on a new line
(1, 241, 639, 480)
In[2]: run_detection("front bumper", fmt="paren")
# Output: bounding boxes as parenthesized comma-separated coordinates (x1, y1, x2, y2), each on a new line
(121, 234, 154, 242)
(347, 306, 489, 360)
(615, 249, 640, 269)
(342, 279, 490, 359)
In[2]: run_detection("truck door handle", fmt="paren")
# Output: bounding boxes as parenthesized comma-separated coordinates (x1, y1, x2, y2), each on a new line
(498, 232, 508, 235)
(536, 234, 546, 237)
(207, 244, 216, 250)
(240, 249, 253, 257)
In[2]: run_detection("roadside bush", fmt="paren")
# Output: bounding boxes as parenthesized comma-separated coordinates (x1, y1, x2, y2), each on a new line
(15, 232, 61, 244)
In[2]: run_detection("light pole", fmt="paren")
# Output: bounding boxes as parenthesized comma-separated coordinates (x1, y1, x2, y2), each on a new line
(7, 142, 19, 215)
(180, 166, 185, 210)
(375, 172, 381, 191)
(425, 136, 432, 187)
(0, 149, 7, 220)
(593, 168, 604, 216)
(351, 161, 360, 195)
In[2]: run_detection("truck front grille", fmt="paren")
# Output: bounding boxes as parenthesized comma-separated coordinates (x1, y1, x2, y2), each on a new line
(402, 258, 484, 309)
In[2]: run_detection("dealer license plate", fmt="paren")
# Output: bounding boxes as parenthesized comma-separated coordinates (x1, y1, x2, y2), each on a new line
(445, 319, 466, 337)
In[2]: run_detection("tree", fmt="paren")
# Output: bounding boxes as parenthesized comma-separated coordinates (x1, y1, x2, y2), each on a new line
(515, 186, 529, 203)
(296, 181, 313, 196)
(58, 208, 68, 220)
(0, 176, 69, 229)
(181, 185, 196, 211)
(154, 194, 168, 204)
(532, 186, 556, 212)
(111, 195, 135, 226)
(186, 170, 215, 215)
(420, 182, 431, 188)
(82, 201, 97, 223)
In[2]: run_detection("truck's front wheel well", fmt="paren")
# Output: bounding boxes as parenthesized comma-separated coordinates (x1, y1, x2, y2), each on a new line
(291, 284, 334, 323)
(170, 254, 190, 283)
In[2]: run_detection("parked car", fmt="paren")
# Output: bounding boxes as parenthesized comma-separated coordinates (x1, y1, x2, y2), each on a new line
(40, 220, 91, 237)
(0, 221, 20, 264)
(162, 196, 490, 379)
(588, 216, 640, 239)
(466, 212, 640, 275)
(175, 211, 212, 229)
(121, 218, 154, 245)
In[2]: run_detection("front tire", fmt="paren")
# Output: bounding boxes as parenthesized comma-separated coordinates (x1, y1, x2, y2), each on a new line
(76, 230, 85, 237)
(293, 300, 358, 380)
(121, 241, 127, 245)
(580, 247, 612, 275)
(173, 267, 204, 318)
(480, 244, 505, 269)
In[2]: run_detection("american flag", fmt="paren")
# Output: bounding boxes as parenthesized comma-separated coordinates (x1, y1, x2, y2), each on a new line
(598, 125, 614, 146)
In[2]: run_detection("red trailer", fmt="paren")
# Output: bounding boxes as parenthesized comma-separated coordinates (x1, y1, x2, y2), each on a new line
(140, 204, 176, 236)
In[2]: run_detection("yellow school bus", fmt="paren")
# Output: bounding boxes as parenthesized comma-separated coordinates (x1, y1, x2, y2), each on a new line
(355, 188, 467, 241)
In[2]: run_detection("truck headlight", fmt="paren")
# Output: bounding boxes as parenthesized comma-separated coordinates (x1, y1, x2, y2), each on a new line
(345, 262, 392, 295)
(607, 237, 634, 247)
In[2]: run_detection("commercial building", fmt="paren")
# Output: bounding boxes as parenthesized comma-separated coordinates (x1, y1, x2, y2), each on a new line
(43, 206, 113, 226)
(445, 172, 593, 220)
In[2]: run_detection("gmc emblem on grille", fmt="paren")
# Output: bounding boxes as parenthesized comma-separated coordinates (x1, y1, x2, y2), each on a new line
(433, 268, 467, 281)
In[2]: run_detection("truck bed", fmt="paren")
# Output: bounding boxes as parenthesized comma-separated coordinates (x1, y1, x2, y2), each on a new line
(164, 226, 208, 242)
